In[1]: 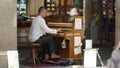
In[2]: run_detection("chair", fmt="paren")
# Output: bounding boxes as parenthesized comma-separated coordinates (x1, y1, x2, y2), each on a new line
(28, 42, 42, 64)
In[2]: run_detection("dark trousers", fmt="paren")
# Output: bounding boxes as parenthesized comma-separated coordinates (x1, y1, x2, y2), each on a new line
(35, 36, 55, 55)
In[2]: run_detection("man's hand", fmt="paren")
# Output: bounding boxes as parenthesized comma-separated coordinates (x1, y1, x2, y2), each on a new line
(56, 28, 62, 32)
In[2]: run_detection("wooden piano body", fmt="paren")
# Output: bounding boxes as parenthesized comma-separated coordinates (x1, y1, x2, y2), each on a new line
(46, 16, 83, 59)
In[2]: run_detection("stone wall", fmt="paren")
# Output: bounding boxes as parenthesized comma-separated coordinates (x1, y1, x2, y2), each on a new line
(0, 0, 17, 67)
(115, 0, 120, 45)
(0, 0, 17, 51)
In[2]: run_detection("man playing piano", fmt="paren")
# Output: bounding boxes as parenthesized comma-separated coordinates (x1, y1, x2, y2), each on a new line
(29, 6, 62, 60)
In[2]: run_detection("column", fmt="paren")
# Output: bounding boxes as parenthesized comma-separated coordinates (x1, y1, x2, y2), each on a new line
(0, 0, 17, 67)
(115, 0, 120, 45)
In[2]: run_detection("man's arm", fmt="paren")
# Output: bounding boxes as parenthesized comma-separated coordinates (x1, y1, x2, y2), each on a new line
(39, 19, 62, 34)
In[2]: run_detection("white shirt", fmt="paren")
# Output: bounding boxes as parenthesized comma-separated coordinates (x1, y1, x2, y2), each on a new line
(29, 16, 57, 42)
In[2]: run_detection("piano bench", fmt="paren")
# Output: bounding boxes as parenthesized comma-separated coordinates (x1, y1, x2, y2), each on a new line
(28, 42, 42, 64)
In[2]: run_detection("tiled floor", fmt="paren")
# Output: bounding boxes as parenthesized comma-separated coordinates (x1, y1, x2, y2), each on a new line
(18, 42, 114, 68)
(20, 65, 107, 68)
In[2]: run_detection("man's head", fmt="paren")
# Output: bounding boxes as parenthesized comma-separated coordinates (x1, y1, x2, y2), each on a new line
(38, 6, 47, 18)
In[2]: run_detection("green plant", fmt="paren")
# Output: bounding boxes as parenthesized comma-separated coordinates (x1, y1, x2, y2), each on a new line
(21, 12, 26, 17)
(21, 8, 26, 11)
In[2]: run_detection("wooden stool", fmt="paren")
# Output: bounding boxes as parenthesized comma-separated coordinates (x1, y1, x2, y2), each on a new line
(28, 42, 42, 64)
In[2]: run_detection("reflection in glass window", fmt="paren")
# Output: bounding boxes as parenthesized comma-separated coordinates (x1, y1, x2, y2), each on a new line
(17, 0, 26, 16)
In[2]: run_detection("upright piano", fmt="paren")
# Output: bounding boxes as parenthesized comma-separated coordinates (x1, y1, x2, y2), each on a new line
(46, 16, 83, 59)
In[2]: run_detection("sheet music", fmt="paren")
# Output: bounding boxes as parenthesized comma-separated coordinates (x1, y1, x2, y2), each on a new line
(75, 18, 82, 29)
(74, 36, 82, 46)
(85, 39, 92, 49)
(74, 47, 81, 55)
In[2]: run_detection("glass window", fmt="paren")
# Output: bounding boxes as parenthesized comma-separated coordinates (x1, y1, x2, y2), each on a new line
(17, 0, 26, 16)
